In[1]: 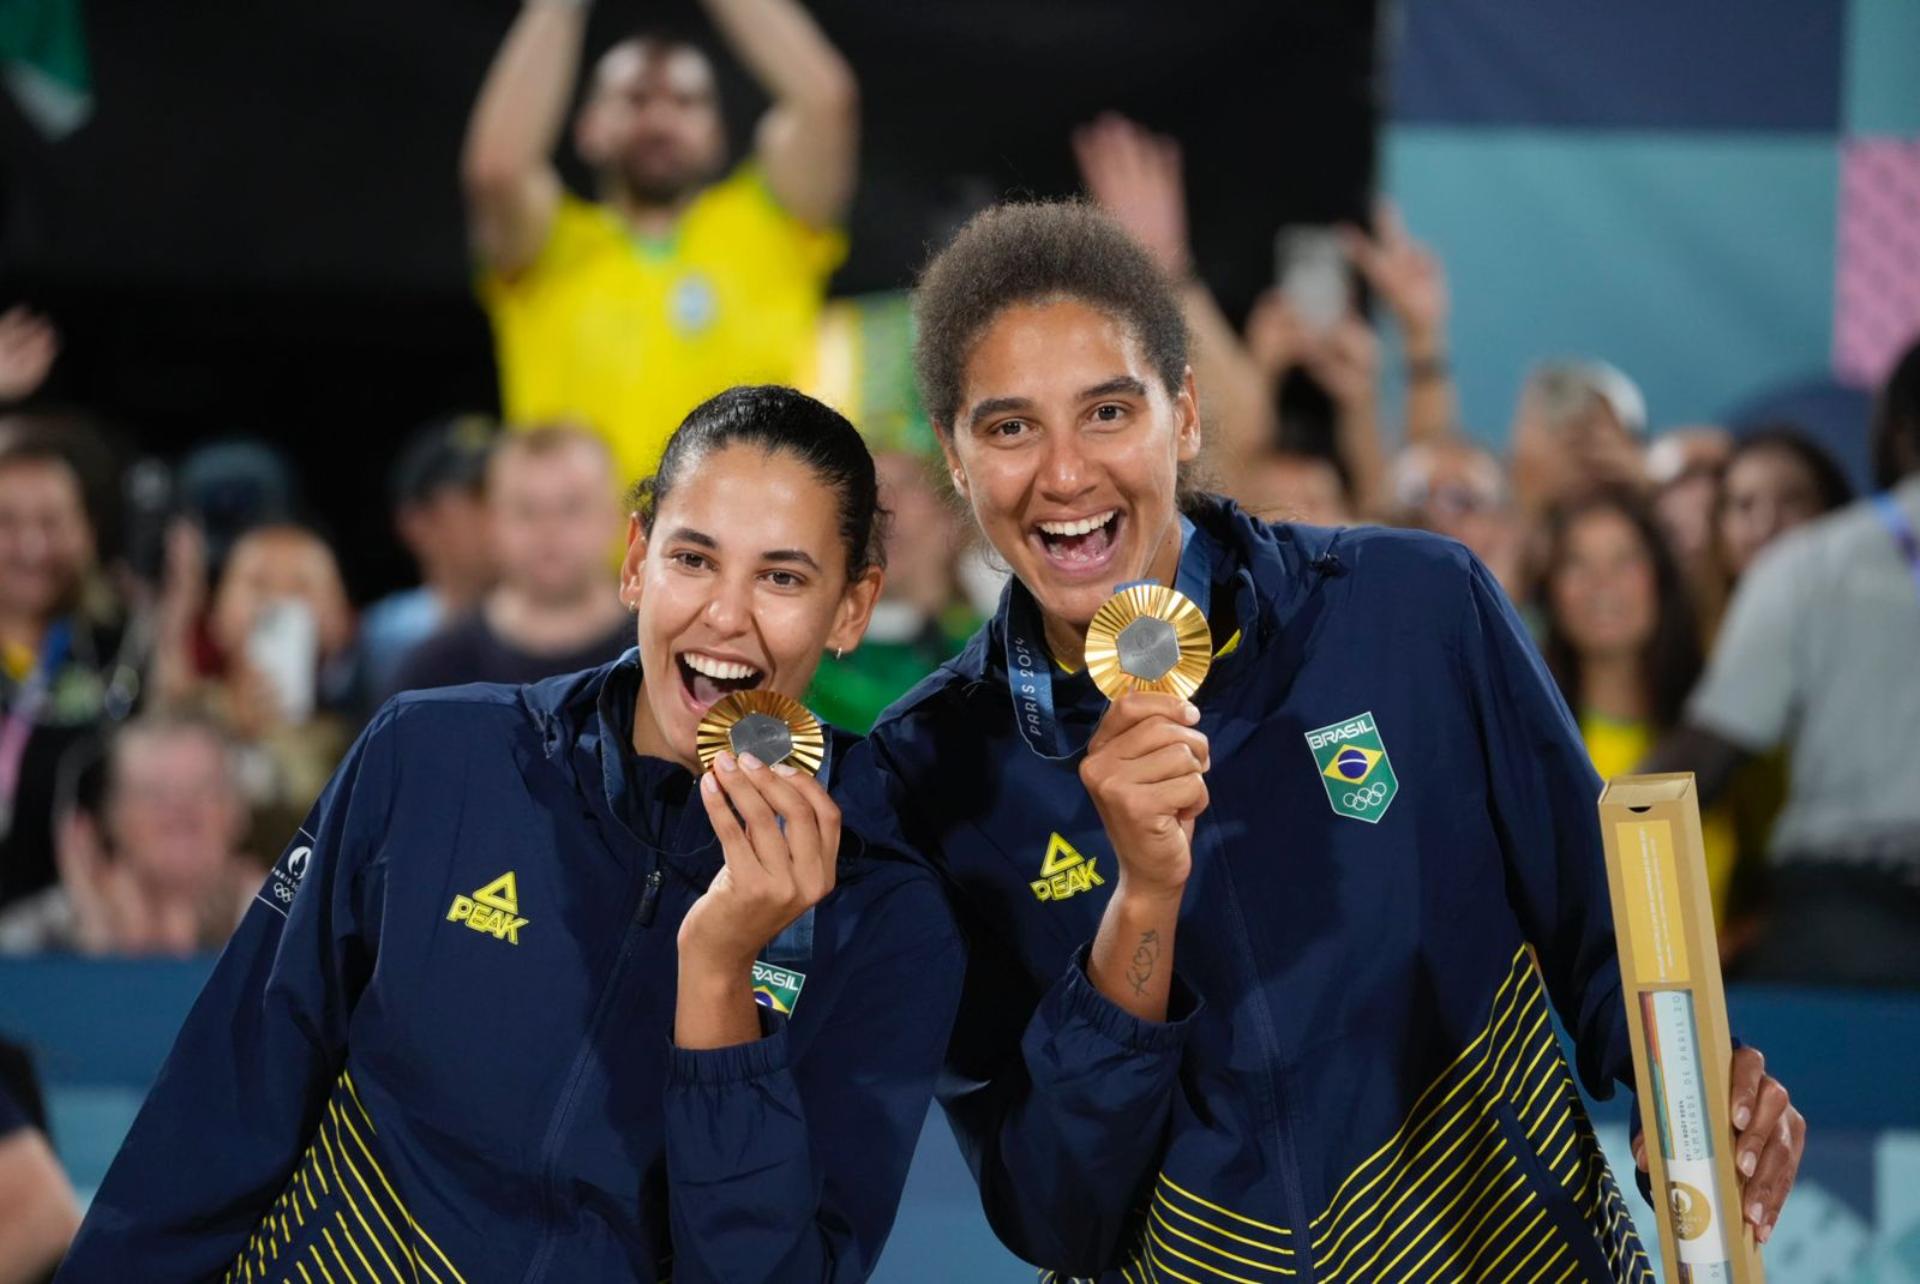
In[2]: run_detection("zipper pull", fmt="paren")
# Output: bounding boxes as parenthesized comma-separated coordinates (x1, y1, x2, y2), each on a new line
(636, 868, 664, 927)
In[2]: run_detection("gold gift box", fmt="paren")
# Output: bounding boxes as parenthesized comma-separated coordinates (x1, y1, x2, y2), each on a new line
(1598, 774, 1764, 1284)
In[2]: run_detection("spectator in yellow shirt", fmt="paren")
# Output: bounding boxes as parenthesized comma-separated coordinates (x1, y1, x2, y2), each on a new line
(463, 0, 858, 487)
(1539, 489, 1744, 930)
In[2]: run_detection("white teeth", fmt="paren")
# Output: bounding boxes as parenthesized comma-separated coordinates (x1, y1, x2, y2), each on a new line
(1037, 510, 1117, 537)
(682, 653, 760, 681)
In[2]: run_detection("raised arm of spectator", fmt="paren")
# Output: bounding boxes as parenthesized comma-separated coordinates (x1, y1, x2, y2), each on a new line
(0, 307, 58, 406)
(461, 0, 586, 276)
(1302, 310, 1390, 519)
(1073, 114, 1278, 467)
(701, 0, 859, 227)
(1183, 282, 1283, 472)
(1342, 202, 1458, 443)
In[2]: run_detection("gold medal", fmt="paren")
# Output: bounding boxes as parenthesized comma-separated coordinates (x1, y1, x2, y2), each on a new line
(1083, 583, 1212, 701)
(696, 690, 826, 776)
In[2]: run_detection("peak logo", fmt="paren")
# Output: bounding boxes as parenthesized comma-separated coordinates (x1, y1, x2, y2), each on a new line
(446, 871, 529, 945)
(1030, 833, 1107, 903)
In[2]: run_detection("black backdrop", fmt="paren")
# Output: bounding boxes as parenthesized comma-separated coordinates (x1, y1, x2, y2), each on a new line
(1, 0, 1378, 598)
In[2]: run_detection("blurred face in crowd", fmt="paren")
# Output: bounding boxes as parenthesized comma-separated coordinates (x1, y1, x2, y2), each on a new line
(107, 725, 245, 894)
(490, 435, 622, 608)
(1548, 506, 1658, 663)
(1392, 439, 1520, 588)
(210, 526, 354, 661)
(621, 445, 879, 768)
(1718, 444, 1829, 579)
(0, 456, 94, 624)
(1239, 452, 1353, 527)
(578, 40, 727, 207)
(1394, 439, 1505, 548)
(398, 484, 495, 602)
(1646, 427, 1732, 566)
(941, 298, 1199, 641)
(874, 451, 960, 613)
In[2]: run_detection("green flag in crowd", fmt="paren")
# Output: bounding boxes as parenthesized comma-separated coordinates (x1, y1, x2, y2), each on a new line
(1, 0, 92, 139)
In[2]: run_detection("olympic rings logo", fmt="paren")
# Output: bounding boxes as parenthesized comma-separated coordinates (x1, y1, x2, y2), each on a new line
(1342, 781, 1389, 810)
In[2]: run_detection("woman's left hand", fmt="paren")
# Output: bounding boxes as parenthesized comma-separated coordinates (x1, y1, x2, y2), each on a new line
(680, 750, 840, 975)
(1632, 1045, 1805, 1244)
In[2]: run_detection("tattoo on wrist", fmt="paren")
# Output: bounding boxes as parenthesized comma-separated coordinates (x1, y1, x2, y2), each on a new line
(1127, 929, 1161, 998)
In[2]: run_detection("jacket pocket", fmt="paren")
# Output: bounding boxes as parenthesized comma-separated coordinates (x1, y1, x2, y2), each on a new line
(1490, 1097, 1639, 1283)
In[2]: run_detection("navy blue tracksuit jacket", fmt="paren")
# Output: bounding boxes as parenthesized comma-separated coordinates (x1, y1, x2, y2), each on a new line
(851, 498, 1654, 1283)
(60, 653, 962, 1283)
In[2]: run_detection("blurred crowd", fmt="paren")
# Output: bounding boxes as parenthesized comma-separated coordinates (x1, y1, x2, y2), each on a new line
(0, 0, 1914, 989)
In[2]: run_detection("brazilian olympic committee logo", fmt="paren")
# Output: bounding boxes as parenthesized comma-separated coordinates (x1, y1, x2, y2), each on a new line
(1304, 711, 1399, 823)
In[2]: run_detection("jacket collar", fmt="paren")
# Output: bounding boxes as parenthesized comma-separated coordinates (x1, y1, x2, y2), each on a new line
(521, 649, 723, 882)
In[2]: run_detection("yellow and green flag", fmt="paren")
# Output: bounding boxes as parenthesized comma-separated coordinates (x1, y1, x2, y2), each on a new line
(2, 0, 92, 139)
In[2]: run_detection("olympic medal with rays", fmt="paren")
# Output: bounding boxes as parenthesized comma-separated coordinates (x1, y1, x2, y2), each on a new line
(696, 690, 826, 776)
(1083, 582, 1212, 702)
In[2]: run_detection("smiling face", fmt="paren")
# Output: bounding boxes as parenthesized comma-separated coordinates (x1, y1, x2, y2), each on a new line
(109, 725, 244, 894)
(941, 298, 1199, 649)
(0, 458, 93, 623)
(1549, 506, 1658, 661)
(620, 445, 881, 767)
(577, 40, 727, 207)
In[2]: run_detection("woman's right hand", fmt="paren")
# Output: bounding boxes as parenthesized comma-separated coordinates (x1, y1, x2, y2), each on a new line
(682, 751, 840, 976)
(676, 751, 840, 1050)
(1079, 692, 1210, 901)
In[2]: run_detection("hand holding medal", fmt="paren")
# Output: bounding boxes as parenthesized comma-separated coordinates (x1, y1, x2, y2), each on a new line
(681, 689, 837, 1034)
(1077, 581, 1214, 900)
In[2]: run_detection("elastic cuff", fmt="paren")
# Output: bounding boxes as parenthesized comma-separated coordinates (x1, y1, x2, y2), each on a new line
(667, 1025, 792, 1086)
(1044, 943, 1204, 1055)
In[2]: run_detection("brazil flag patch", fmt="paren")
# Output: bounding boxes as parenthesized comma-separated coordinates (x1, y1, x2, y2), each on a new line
(752, 961, 807, 1015)
(1305, 711, 1399, 823)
